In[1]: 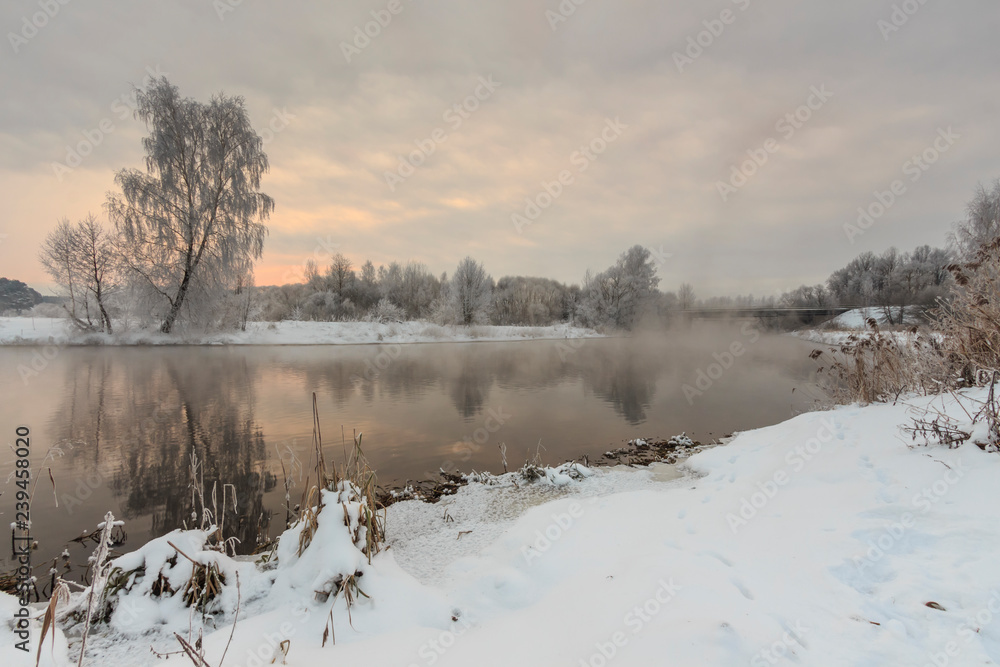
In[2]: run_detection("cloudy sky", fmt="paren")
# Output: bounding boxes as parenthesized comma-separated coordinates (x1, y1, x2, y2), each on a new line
(2, 0, 998, 297)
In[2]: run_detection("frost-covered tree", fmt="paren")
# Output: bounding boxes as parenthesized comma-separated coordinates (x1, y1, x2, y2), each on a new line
(398, 262, 440, 319)
(826, 246, 951, 320)
(107, 77, 273, 333)
(448, 257, 493, 325)
(0, 278, 42, 314)
(579, 246, 661, 330)
(327, 253, 355, 294)
(39, 219, 81, 318)
(39, 214, 118, 332)
(352, 260, 380, 311)
(491, 276, 570, 325)
(677, 283, 696, 310)
(377, 262, 405, 307)
(950, 179, 1000, 261)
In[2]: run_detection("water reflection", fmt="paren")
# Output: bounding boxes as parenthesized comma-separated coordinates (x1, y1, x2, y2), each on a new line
(0, 327, 823, 576)
(46, 350, 275, 558)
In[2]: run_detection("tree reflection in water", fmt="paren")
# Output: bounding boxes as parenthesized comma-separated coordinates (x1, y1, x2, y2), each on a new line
(49, 349, 275, 557)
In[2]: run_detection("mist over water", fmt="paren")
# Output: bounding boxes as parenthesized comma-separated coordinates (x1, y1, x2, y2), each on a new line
(0, 324, 825, 575)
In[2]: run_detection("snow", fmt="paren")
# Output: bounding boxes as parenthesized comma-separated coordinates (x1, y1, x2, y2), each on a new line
(0, 317, 602, 346)
(4, 391, 1000, 666)
(793, 306, 932, 345)
(825, 306, 922, 330)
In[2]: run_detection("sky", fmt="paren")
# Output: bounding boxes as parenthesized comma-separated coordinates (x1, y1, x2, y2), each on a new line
(1, 0, 998, 298)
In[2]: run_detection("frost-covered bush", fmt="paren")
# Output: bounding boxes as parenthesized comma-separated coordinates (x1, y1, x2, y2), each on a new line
(366, 298, 405, 324)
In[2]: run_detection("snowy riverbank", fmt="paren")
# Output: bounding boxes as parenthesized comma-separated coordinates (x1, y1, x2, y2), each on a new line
(5, 390, 1000, 666)
(0, 317, 602, 346)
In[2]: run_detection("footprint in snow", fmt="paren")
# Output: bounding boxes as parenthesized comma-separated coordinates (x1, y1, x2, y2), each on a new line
(677, 508, 687, 519)
(731, 579, 755, 600)
(699, 550, 733, 567)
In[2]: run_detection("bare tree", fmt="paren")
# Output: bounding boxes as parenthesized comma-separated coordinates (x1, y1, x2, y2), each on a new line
(678, 283, 696, 311)
(327, 253, 354, 294)
(75, 214, 117, 333)
(107, 77, 273, 333)
(39, 219, 82, 321)
(38, 215, 117, 333)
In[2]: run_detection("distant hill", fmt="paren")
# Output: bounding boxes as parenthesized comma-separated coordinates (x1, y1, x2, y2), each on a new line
(0, 278, 43, 313)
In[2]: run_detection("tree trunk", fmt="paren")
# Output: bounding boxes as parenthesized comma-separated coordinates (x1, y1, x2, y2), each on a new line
(161, 271, 192, 333)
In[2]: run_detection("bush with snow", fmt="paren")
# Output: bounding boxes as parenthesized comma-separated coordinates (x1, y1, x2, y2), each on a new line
(366, 298, 406, 324)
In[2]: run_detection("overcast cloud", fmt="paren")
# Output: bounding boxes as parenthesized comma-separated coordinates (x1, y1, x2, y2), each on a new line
(1, 0, 998, 296)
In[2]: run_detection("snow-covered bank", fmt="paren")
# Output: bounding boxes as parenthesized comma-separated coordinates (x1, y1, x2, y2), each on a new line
(792, 328, 943, 347)
(0, 317, 602, 346)
(794, 306, 933, 345)
(6, 392, 1000, 666)
(826, 306, 924, 330)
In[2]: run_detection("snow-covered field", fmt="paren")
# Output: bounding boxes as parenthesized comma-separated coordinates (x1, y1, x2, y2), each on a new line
(0, 317, 602, 346)
(794, 306, 934, 346)
(6, 390, 1000, 666)
(825, 306, 924, 330)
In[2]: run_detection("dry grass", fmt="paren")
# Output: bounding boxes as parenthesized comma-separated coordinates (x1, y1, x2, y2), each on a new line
(810, 319, 949, 404)
(291, 392, 385, 625)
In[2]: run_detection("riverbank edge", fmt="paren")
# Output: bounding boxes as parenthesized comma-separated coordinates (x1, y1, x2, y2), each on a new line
(0, 317, 606, 347)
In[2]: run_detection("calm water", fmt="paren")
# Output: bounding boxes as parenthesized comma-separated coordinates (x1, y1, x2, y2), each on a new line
(0, 326, 824, 580)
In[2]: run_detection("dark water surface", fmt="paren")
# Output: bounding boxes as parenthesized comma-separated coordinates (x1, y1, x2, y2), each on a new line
(0, 327, 824, 580)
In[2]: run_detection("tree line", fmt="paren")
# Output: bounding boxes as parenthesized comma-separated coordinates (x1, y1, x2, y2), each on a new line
(21, 75, 996, 334)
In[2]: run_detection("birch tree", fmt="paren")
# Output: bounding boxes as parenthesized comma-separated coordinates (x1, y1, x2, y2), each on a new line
(107, 77, 273, 333)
